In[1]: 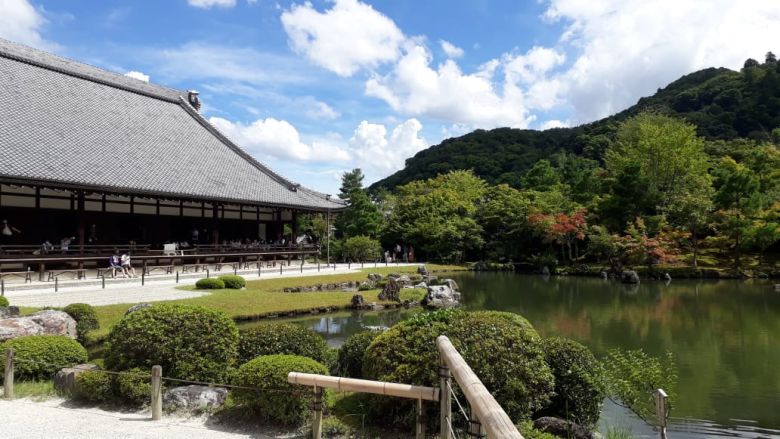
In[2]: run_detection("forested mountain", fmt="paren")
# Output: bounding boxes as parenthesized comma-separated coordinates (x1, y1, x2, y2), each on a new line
(370, 55, 780, 192)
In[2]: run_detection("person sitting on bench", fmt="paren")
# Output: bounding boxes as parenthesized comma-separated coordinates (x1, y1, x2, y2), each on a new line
(120, 252, 136, 278)
(109, 253, 124, 278)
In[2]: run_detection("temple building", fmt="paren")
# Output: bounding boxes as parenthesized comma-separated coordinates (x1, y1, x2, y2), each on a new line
(0, 38, 343, 253)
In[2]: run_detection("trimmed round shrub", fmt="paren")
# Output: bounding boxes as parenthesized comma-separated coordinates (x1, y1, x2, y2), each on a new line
(195, 278, 225, 289)
(76, 370, 113, 402)
(233, 354, 329, 425)
(63, 303, 99, 344)
(105, 304, 239, 382)
(218, 275, 246, 289)
(0, 335, 87, 380)
(0, 296, 9, 307)
(364, 310, 554, 425)
(115, 367, 152, 406)
(238, 323, 328, 363)
(537, 337, 605, 428)
(337, 330, 383, 378)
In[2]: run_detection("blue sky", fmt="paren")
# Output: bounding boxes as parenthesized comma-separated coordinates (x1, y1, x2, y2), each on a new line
(2, 0, 779, 195)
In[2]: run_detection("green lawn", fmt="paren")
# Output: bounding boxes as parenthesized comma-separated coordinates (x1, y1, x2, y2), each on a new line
(81, 264, 465, 342)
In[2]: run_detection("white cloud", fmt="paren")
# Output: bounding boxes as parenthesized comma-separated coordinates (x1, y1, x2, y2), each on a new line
(305, 100, 340, 120)
(540, 119, 568, 130)
(281, 0, 405, 76)
(348, 118, 427, 177)
(440, 40, 464, 58)
(209, 117, 350, 162)
(0, 0, 49, 48)
(365, 44, 536, 128)
(541, 0, 780, 122)
(148, 43, 313, 86)
(187, 0, 236, 8)
(124, 70, 149, 82)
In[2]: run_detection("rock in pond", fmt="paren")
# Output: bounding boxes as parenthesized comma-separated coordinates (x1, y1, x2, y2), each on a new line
(621, 270, 640, 284)
(164, 385, 228, 411)
(378, 279, 401, 302)
(350, 294, 365, 309)
(421, 285, 461, 310)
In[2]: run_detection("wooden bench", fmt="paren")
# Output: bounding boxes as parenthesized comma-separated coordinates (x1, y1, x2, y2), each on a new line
(181, 263, 208, 273)
(0, 271, 33, 283)
(47, 269, 86, 281)
(144, 265, 174, 275)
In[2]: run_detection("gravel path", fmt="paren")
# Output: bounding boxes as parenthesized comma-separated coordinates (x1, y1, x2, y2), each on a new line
(0, 398, 288, 439)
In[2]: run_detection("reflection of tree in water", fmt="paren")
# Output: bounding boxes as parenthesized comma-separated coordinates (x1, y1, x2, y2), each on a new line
(450, 272, 780, 429)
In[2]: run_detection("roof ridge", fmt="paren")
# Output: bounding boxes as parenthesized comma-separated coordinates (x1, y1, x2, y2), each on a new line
(0, 37, 183, 103)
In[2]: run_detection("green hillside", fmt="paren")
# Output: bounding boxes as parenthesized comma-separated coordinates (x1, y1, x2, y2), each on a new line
(370, 56, 780, 192)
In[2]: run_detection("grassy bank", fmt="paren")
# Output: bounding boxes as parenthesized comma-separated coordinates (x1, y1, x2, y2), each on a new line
(79, 264, 464, 342)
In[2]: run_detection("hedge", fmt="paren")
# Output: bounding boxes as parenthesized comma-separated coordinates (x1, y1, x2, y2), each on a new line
(105, 304, 239, 382)
(195, 278, 225, 289)
(232, 354, 329, 425)
(363, 310, 554, 426)
(336, 330, 383, 378)
(218, 275, 246, 289)
(0, 335, 88, 380)
(75, 370, 113, 402)
(114, 367, 153, 406)
(0, 296, 9, 307)
(63, 303, 99, 344)
(537, 337, 605, 428)
(238, 323, 328, 363)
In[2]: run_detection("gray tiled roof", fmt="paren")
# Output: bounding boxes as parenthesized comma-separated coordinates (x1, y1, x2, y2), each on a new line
(0, 38, 344, 211)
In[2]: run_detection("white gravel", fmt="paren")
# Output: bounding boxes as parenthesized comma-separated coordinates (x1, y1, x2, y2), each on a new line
(0, 397, 285, 439)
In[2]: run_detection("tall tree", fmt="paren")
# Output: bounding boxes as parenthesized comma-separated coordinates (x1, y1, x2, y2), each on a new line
(335, 169, 382, 239)
(712, 157, 761, 268)
(339, 168, 366, 202)
(384, 170, 487, 262)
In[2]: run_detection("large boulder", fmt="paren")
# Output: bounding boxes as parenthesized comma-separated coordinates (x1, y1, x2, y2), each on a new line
(421, 285, 461, 310)
(378, 279, 401, 302)
(367, 273, 383, 282)
(163, 385, 228, 410)
(533, 416, 593, 439)
(54, 363, 100, 396)
(621, 270, 640, 284)
(442, 279, 459, 291)
(395, 275, 412, 286)
(417, 265, 428, 276)
(0, 306, 20, 319)
(29, 310, 77, 337)
(0, 310, 77, 342)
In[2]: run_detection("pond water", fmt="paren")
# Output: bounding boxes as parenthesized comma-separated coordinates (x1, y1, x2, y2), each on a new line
(239, 272, 780, 438)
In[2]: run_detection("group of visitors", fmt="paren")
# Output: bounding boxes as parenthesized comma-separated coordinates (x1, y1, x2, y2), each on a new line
(385, 244, 415, 263)
(108, 251, 136, 278)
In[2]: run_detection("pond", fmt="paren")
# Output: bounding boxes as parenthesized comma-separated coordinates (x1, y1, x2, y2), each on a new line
(239, 272, 780, 438)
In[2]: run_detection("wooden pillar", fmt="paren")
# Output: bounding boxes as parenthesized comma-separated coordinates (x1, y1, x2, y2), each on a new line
(151, 365, 162, 420)
(4, 348, 14, 399)
(312, 385, 323, 439)
(212, 204, 220, 246)
(292, 210, 298, 242)
(439, 361, 452, 439)
(77, 191, 85, 255)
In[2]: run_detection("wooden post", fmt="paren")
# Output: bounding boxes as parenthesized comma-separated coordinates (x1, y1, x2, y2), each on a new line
(416, 398, 425, 439)
(312, 385, 323, 439)
(654, 389, 668, 439)
(151, 365, 162, 420)
(468, 406, 486, 438)
(4, 348, 14, 399)
(439, 362, 452, 439)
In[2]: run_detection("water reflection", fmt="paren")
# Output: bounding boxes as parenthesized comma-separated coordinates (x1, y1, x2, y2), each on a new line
(239, 273, 780, 437)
